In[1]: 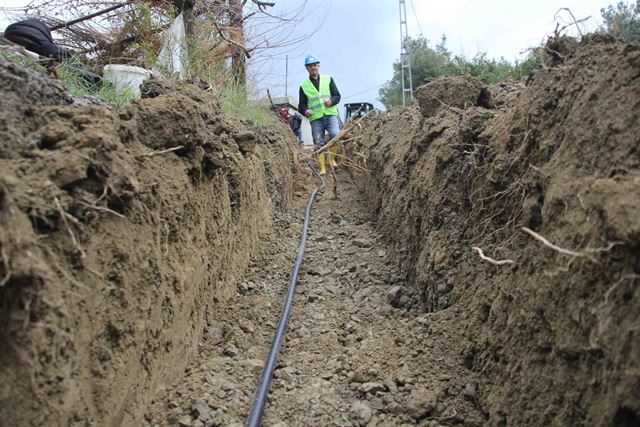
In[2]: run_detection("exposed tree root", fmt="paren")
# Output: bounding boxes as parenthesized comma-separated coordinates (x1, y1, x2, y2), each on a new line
(472, 246, 516, 266)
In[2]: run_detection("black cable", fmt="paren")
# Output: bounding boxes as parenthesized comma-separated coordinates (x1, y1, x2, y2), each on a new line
(246, 160, 325, 427)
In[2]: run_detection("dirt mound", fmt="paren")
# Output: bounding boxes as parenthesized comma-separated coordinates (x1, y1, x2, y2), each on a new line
(414, 75, 494, 117)
(346, 34, 640, 426)
(0, 61, 296, 425)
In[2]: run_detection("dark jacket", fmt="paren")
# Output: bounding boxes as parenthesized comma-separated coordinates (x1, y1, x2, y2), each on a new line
(4, 19, 71, 62)
(298, 75, 341, 115)
(289, 113, 302, 131)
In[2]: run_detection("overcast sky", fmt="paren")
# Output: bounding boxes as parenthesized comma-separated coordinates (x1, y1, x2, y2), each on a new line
(248, 0, 612, 111)
(2, 0, 616, 112)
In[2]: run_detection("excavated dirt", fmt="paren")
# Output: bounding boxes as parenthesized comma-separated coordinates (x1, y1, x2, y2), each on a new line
(346, 34, 640, 426)
(2, 33, 639, 427)
(0, 62, 297, 425)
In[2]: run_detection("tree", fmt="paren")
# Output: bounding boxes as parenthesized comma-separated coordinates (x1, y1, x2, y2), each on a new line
(1, 0, 293, 87)
(600, 1, 640, 43)
(378, 36, 452, 108)
(378, 35, 539, 109)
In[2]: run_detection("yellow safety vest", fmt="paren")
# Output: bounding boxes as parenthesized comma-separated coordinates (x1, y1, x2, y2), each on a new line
(301, 74, 338, 122)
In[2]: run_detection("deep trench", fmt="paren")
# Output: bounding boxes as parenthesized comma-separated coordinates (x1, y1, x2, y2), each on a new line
(144, 170, 485, 427)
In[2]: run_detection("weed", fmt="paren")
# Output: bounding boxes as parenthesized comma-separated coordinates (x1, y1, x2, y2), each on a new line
(55, 62, 134, 106)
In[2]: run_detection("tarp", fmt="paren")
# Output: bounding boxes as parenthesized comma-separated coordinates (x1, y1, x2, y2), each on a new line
(154, 13, 187, 79)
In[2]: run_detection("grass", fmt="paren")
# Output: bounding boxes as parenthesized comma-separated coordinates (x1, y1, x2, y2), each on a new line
(181, 18, 276, 126)
(0, 49, 134, 107)
(215, 84, 276, 125)
(2, 11, 277, 120)
(55, 62, 135, 107)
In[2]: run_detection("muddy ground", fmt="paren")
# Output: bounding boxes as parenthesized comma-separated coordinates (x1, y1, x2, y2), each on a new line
(1, 33, 639, 427)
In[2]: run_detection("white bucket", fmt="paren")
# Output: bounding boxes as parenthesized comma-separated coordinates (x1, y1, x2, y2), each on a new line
(103, 64, 152, 99)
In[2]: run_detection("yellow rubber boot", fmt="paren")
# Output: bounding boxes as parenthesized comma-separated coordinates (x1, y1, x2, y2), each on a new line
(328, 144, 338, 167)
(317, 152, 326, 175)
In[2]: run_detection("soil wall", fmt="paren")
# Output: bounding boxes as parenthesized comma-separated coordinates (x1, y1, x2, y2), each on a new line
(348, 35, 640, 425)
(0, 62, 295, 425)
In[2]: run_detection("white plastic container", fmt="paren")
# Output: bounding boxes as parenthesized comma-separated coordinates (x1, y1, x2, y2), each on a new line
(103, 64, 152, 99)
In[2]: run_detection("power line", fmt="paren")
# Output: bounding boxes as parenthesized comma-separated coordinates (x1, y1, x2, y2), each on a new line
(408, 0, 424, 37)
(343, 83, 384, 99)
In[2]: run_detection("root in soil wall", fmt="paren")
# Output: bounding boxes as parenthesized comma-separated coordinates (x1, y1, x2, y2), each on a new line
(0, 63, 296, 425)
(346, 34, 640, 426)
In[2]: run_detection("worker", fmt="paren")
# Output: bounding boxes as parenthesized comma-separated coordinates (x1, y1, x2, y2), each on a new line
(278, 106, 290, 124)
(298, 54, 341, 175)
(289, 112, 303, 143)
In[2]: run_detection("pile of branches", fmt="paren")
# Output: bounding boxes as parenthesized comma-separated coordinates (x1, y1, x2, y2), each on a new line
(1, 0, 275, 68)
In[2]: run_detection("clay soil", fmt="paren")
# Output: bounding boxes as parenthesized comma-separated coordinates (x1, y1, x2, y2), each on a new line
(1, 33, 639, 427)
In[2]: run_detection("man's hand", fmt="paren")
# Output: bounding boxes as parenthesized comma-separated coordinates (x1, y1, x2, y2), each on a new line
(324, 100, 332, 107)
(305, 109, 313, 117)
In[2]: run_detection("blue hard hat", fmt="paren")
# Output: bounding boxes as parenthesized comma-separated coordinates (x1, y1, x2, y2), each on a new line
(304, 54, 320, 65)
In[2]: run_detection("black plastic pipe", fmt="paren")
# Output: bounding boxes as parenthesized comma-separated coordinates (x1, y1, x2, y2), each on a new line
(246, 162, 325, 427)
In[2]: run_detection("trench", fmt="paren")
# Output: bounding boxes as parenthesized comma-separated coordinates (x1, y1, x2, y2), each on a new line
(144, 171, 485, 427)
(3, 34, 639, 427)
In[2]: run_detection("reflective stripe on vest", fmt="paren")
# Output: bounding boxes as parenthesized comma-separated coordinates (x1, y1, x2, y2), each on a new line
(301, 74, 338, 122)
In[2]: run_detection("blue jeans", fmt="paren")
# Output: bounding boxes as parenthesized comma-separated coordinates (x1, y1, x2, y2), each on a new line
(310, 115, 340, 147)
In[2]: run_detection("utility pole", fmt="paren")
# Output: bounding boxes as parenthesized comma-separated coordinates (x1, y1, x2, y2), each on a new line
(399, 0, 413, 106)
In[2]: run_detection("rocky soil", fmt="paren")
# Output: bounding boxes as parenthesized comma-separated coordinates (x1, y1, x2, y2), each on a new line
(145, 174, 486, 427)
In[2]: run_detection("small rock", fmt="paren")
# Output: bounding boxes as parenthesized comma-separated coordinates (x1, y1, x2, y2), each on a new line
(362, 382, 386, 395)
(177, 415, 191, 427)
(350, 401, 373, 426)
(321, 372, 334, 380)
(315, 235, 328, 242)
(298, 325, 311, 337)
(205, 373, 216, 385)
(368, 397, 385, 410)
(313, 312, 326, 321)
(352, 369, 377, 383)
(327, 285, 342, 296)
(436, 281, 450, 294)
(399, 295, 411, 307)
(387, 286, 407, 308)
(383, 377, 398, 393)
(405, 387, 438, 420)
(192, 420, 204, 427)
(463, 383, 478, 400)
(318, 268, 332, 277)
(352, 239, 371, 248)
(238, 282, 249, 293)
(275, 367, 296, 382)
(223, 343, 239, 357)
(377, 249, 386, 257)
(192, 400, 212, 420)
(345, 321, 357, 333)
(239, 359, 264, 374)
(206, 324, 225, 340)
